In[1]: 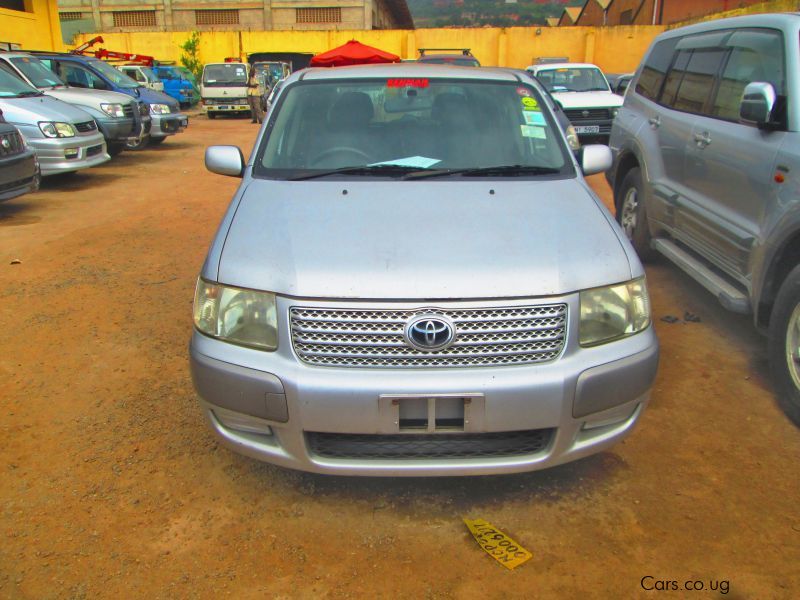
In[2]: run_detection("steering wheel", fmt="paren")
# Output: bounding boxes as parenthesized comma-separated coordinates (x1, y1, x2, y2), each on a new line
(310, 146, 372, 168)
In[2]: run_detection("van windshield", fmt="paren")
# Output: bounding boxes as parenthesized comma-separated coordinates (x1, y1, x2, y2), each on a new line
(91, 60, 140, 88)
(9, 56, 65, 89)
(256, 78, 571, 179)
(203, 64, 248, 87)
(535, 67, 610, 93)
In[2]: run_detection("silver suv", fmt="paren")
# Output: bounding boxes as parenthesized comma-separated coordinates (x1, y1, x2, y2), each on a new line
(191, 64, 659, 476)
(607, 13, 800, 426)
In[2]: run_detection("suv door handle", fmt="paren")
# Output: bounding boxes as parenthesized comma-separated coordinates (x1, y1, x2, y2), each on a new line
(693, 131, 712, 147)
(648, 116, 660, 128)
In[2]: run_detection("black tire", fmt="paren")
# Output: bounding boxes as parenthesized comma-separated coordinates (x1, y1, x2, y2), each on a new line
(615, 167, 655, 261)
(107, 142, 125, 157)
(768, 264, 800, 427)
(148, 137, 165, 146)
(124, 136, 150, 151)
(208, 112, 217, 120)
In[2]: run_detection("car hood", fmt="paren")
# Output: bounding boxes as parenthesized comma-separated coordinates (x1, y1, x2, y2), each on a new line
(134, 87, 179, 109)
(0, 95, 93, 124)
(552, 91, 624, 109)
(45, 87, 134, 108)
(214, 179, 635, 299)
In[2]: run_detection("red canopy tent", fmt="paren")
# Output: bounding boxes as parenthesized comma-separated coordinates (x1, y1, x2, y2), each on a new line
(309, 40, 400, 67)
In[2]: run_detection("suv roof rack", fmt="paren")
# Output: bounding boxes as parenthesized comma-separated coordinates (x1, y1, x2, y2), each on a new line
(418, 48, 473, 56)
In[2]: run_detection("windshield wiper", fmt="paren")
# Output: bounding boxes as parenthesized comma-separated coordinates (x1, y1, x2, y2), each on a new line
(403, 165, 562, 180)
(287, 164, 425, 181)
(16, 90, 43, 97)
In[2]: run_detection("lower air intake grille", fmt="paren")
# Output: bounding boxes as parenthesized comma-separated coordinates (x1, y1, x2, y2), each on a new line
(306, 429, 553, 460)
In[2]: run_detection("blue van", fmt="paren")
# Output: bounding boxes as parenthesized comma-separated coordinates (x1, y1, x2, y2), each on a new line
(153, 65, 198, 108)
(31, 52, 188, 149)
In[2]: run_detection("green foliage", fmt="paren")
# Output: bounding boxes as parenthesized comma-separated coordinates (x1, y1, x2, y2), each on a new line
(179, 31, 202, 81)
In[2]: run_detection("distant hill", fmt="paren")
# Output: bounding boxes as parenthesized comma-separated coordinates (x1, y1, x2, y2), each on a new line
(407, 0, 585, 28)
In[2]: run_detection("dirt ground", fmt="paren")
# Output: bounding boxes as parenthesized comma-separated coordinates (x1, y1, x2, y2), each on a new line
(1, 115, 798, 599)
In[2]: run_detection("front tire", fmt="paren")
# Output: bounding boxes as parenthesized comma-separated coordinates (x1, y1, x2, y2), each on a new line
(615, 167, 655, 261)
(148, 137, 165, 146)
(107, 142, 125, 157)
(124, 136, 149, 151)
(207, 112, 217, 120)
(768, 264, 800, 427)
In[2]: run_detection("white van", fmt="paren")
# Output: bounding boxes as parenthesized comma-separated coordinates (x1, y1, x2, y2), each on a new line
(116, 65, 164, 92)
(200, 62, 249, 118)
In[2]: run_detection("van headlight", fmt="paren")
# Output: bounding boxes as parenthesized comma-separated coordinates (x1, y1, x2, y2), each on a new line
(579, 278, 650, 346)
(193, 280, 278, 351)
(38, 122, 76, 138)
(611, 107, 620, 118)
(100, 103, 125, 118)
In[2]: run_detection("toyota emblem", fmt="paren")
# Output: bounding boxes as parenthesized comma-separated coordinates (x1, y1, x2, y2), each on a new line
(404, 314, 455, 352)
(581, 110, 590, 118)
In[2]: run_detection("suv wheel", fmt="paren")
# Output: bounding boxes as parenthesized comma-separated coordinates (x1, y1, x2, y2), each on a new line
(125, 136, 150, 151)
(768, 264, 800, 427)
(616, 167, 655, 261)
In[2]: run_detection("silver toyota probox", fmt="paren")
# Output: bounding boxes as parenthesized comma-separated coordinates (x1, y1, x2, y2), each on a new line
(191, 65, 659, 476)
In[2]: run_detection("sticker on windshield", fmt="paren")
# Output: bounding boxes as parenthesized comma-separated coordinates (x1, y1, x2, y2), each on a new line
(521, 125, 546, 139)
(369, 156, 441, 168)
(516, 87, 533, 97)
(523, 111, 545, 126)
(520, 97, 539, 111)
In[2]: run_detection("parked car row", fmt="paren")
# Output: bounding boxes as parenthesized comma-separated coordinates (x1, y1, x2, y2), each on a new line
(0, 51, 189, 202)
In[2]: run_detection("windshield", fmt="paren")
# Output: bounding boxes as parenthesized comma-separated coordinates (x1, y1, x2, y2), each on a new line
(9, 56, 65, 88)
(138, 66, 159, 83)
(90, 60, 140, 88)
(175, 66, 196, 83)
(535, 67, 610, 93)
(203, 64, 248, 87)
(256, 78, 571, 179)
(0, 64, 42, 97)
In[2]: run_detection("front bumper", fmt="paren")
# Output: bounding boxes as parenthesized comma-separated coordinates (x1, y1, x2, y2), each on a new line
(150, 112, 188, 139)
(26, 131, 109, 176)
(0, 149, 39, 202)
(96, 116, 136, 143)
(204, 102, 249, 114)
(189, 295, 659, 476)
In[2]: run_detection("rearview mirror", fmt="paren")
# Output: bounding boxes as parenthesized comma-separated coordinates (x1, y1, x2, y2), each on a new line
(580, 144, 612, 176)
(739, 82, 776, 125)
(205, 145, 244, 178)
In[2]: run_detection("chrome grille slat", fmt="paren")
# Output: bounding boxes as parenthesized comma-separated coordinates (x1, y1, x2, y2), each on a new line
(290, 304, 567, 368)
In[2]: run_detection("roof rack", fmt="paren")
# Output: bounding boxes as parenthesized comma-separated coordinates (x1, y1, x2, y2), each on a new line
(418, 48, 473, 56)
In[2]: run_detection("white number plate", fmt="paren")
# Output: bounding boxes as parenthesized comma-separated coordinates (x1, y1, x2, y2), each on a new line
(574, 125, 600, 134)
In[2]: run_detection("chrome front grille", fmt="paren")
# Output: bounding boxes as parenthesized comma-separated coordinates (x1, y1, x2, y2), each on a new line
(290, 304, 567, 368)
(564, 108, 610, 122)
(0, 131, 24, 157)
(123, 103, 134, 118)
(74, 120, 97, 133)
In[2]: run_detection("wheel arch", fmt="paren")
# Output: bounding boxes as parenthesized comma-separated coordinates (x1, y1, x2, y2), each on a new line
(757, 232, 800, 330)
(612, 150, 642, 212)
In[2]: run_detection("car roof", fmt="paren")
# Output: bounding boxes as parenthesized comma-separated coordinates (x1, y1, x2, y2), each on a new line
(657, 11, 800, 39)
(295, 63, 520, 82)
(0, 52, 39, 60)
(528, 63, 602, 71)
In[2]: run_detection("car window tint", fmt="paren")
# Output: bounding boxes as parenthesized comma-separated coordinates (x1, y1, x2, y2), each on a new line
(671, 48, 726, 115)
(635, 37, 679, 101)
(711, 29, 784, 121)
(59, 62, 106, 90)
(659, 50, 690, 106)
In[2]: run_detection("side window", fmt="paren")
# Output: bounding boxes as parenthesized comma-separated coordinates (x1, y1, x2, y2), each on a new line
(59, 63, 107, 90)
(635, 37, 679, 101)
(711, 29, 785, 121)
(659, 50, 690, 107)
(671, 49, 726, 115)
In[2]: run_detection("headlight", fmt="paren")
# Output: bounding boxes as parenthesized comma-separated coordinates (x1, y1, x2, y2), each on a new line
(149, 103, 171, 115)
(38, 121, 76, 138)
(579, 277, 650, 347)
(565, 125, 581, 151)
(100, 103, 125, 118)
(193, 279, 278, 351)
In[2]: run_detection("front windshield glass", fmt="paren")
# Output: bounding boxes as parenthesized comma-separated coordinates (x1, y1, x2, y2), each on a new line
(91, 60, 140, 88)
(203, 64, 248, 87)
(256, 78, 571, 178)
(0, 64, 42, 97)
(175, 66, 196, 83)
(9, 56, 65, 88)
(536, 67, 610, 93)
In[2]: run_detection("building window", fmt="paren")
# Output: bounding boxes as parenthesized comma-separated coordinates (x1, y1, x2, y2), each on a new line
(296, 7, 342, 24)
(112, 10, 157, 28)
(0, 0, 26, 12)
(195, 9, 239, 26)
(60, 12, 85, 21)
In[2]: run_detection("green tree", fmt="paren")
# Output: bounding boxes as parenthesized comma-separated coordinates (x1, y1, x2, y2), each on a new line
(179, 31, 202, 81)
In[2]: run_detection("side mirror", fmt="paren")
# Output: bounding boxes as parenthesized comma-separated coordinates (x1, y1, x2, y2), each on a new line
(205, 145, 244, 178)
(580, 144, 612, 176)
(739, 82, 776, 125)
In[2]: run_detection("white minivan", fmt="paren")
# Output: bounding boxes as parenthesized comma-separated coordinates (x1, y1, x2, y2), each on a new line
(200, 62, 249, 118)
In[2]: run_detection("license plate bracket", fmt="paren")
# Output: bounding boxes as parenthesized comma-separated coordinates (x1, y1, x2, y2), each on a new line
(574, 125, 600, 134)
(378, 393, 485, 433)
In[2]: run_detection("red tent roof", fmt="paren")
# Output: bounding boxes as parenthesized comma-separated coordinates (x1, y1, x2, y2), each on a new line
(310, 40, 401, 67)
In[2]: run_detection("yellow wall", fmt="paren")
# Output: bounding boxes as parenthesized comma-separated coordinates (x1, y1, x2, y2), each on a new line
(73, 24, 666, 73)
(669, 0, 797, 28)
(0, 0, 64, 51)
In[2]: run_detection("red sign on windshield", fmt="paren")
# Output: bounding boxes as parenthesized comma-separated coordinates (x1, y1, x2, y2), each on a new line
(387, 78, 429, 88)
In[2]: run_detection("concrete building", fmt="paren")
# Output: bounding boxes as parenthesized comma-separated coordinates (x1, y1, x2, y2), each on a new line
(56, 0, 414, 36)
(558, 0, 765, 27)
(1, 0, 63, 50)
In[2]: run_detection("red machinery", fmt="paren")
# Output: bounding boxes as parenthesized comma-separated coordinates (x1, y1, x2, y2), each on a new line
(70, 36, 156, 66)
